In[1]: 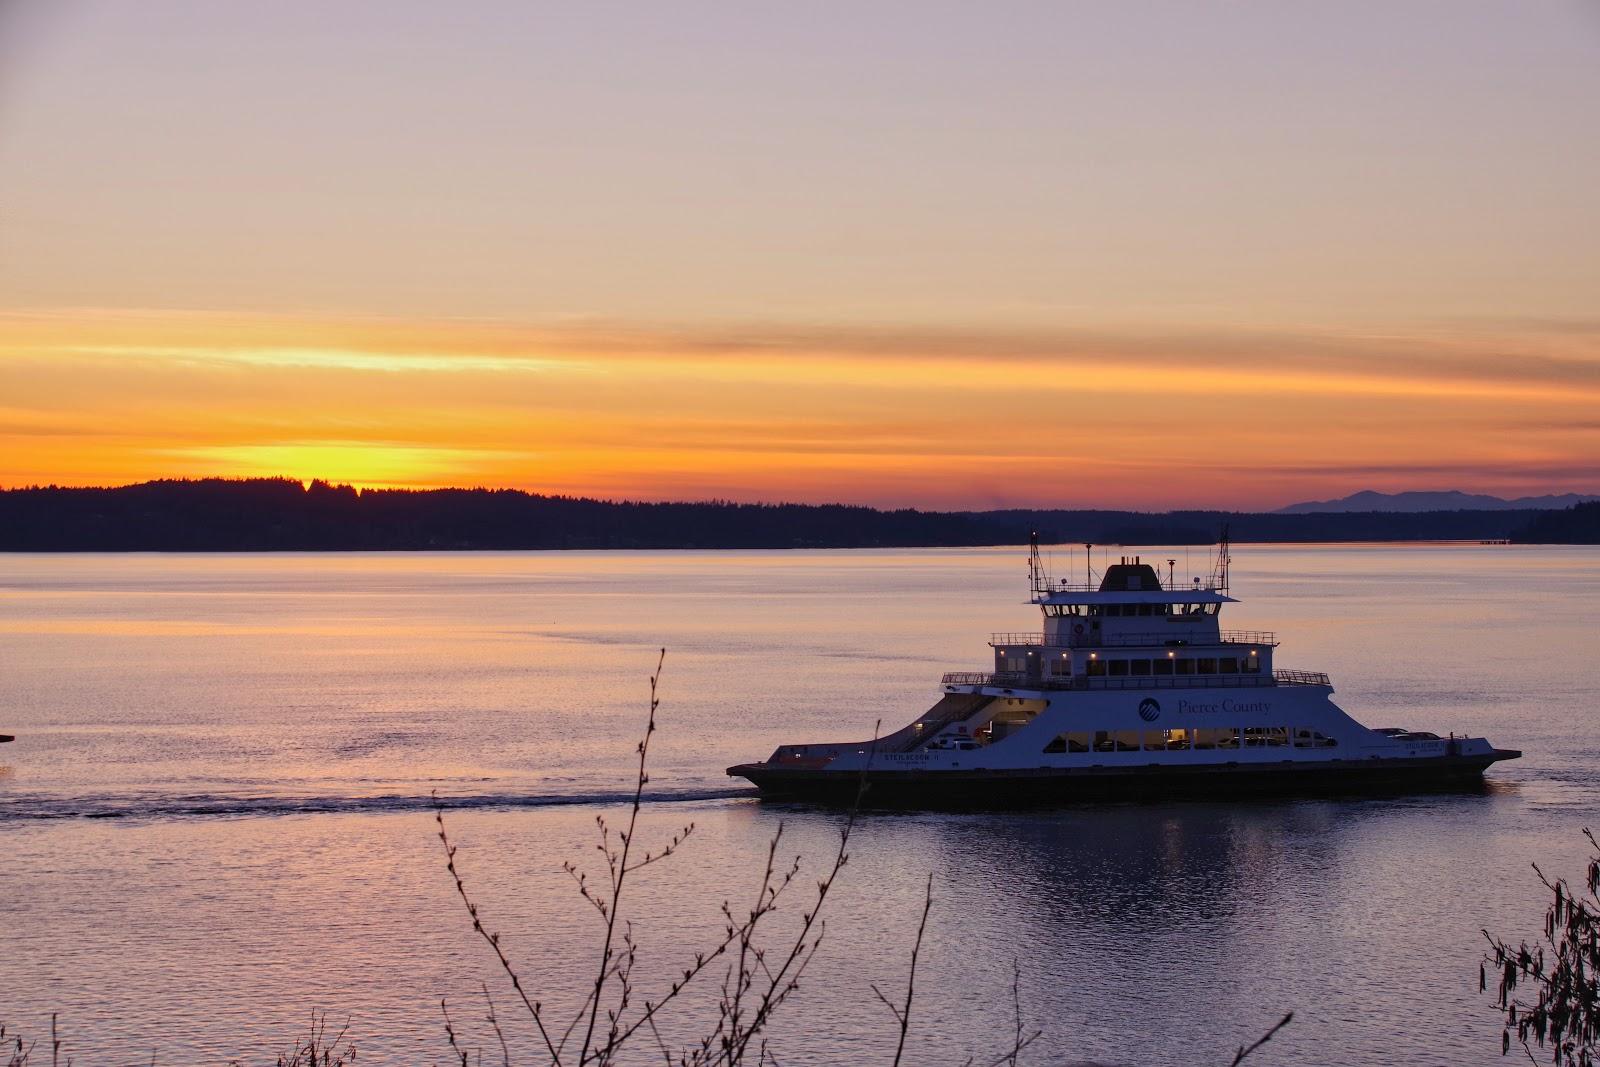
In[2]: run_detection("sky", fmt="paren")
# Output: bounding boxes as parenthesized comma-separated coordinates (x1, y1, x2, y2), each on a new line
(1, 1, 1597, 509)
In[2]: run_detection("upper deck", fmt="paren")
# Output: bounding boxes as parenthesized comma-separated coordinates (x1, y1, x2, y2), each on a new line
(1035, 585, 1234, 606)
(989, 539, 1304, 686)
(1031, 552, 1232, 606)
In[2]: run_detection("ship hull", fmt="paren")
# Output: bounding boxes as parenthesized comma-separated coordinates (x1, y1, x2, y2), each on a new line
(727, 751, 1520, 809)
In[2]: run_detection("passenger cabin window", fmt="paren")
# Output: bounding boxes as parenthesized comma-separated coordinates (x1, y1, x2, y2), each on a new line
(1143, 729, 1191, 751)
(1043, 731, 1092, 753)
(1294, 729, 1337, 748)
(1107, 730, 1133, 754)
(1108, 660, 1130, 677)
(1244, 727, 1289, 747)
(1130, 659, 1151, 676)
(1045, 726, 1330, 755)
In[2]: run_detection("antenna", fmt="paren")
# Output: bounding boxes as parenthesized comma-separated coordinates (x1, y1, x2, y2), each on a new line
(1167, 558, 1176, 589)
(1211, 524, 1232, 594)
(1028, 531, 1043, 595)
(1084, 543, 1092, 588)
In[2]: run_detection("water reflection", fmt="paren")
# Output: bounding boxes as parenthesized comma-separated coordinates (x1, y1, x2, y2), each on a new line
(723, 790, 1521, 1063)
(2, 546, 1596, 1065)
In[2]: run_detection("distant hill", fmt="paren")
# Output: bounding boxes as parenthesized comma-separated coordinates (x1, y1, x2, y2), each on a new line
(0, 479, 1563, 551)
(976, 508, 1541, 545)
(1277, 489, 1600, 514)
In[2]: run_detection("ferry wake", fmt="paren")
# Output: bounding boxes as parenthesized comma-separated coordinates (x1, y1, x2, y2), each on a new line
(728, 536, 1520, 807)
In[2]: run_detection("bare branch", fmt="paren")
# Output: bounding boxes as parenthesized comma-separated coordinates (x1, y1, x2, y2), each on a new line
(441, 999, 470, 1067)
(434, 796, 563, 1065)
(481, 983, 511, 1067)
(883, 873, 934, 1067)
(1228, 1012, 1294, 1066)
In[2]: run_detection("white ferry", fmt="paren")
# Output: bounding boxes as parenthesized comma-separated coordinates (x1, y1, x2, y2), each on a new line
(728, 538, 1520, 806)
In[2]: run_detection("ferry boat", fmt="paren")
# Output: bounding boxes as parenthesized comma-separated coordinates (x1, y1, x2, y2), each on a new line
(727, 537, 1520, 806)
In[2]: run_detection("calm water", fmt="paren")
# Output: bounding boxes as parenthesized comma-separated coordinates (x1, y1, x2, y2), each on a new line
(1, 545, 1596, 1065)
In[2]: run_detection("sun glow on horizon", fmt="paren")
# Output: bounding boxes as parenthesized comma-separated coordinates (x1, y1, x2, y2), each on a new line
(3, 309, 1599, 510)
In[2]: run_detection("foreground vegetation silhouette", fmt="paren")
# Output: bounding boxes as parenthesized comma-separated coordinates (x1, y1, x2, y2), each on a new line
(1482, 829, 1600, 1066)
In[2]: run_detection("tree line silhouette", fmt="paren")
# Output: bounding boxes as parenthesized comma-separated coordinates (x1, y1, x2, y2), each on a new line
(0, 478, 1582, 551)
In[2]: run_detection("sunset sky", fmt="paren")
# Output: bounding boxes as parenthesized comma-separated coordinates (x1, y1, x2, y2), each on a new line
(2, 1, 1598, 509)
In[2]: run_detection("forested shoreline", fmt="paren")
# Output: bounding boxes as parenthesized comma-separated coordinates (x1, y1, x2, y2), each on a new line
(0, 479, 1589, 550)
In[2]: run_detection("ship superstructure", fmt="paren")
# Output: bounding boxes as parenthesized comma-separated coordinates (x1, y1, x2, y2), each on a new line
(728, 537, 1520, 806)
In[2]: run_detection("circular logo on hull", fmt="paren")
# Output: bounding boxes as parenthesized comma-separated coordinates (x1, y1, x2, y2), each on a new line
(1138, 698, 1162, 722)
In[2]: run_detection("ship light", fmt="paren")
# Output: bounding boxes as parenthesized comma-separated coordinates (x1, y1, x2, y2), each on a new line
(1167, 651, 1176, 658)
(1089, 652, 1098, 660)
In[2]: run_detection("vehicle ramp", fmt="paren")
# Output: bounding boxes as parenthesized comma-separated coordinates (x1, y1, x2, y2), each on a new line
(879, 693, 994, 753)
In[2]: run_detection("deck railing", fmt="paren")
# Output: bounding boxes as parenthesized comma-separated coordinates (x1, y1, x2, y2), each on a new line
(989, 630, 1277, 649)
(1270, 669, 1332, 687)
(1031, 579, 1226, 596)
(939, 668, 1329, 691)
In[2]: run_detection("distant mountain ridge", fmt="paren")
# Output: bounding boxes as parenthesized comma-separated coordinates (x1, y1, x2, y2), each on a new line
(1276, 490, 1600, 514)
